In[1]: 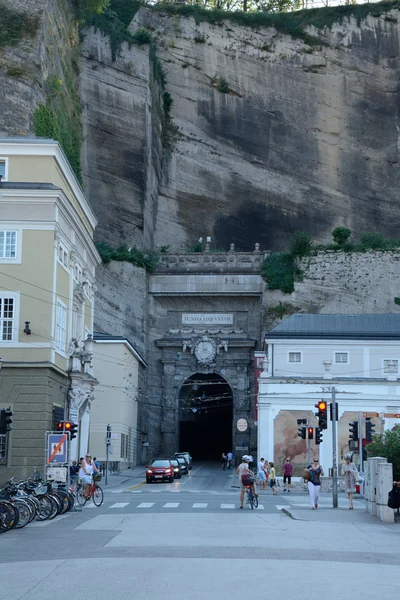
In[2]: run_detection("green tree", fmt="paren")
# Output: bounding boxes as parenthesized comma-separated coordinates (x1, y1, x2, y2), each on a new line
(77, 0, 110, 18)
(366, 425, 400, 480)
(289, 230, 313, 258)
(332, 226, 351, 246)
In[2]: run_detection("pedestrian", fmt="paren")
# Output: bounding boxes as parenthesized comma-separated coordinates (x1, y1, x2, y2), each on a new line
(306, 458, 324, 509)
(257, 457, 267, 490)
(69, 460, 79, 490)
(221, 452, 227, 470)
(248, 454, 254, 471)
(227, 451, 233, 470)
(268, 462, 278, 495)
(236, 455, 257, 509)
(341, 453, 358, 509)
(283, 458, 293, 492)
(93, 456, 100, 471)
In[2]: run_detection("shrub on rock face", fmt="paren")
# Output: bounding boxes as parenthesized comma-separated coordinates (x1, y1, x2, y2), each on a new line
(289, 230, 313, 258)
(332, 226, 351, 247)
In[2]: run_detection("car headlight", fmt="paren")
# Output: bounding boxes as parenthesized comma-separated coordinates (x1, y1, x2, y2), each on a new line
(147, 470, 153, 474)
(174, 468, 179, 472)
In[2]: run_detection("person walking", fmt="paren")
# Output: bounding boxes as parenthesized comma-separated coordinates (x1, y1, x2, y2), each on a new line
(306, 458, 324, 509)
(268, 462, 278, 495)
(248, 454, 254, 471)
(283, 458, 293, 492)
(69, 460, 79, 491)
(258, 457, 267, 490)
(221, 452, 227, 470)
(227, 451, 233, 470)
(341, 453, 358, 509)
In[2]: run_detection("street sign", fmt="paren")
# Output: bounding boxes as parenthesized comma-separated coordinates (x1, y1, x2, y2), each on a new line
(384, 413, 400, 419)
(237, 418, 248, 432)
(362, 412, 379, 418)
(48, 434, 67, 463)
(46, 466, 68, 482)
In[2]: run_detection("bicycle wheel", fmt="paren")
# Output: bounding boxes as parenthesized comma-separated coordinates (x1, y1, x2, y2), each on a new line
(248, 492, 255, 509)
(253, 494, 259, 508)
(92, 485, 103, 507)
(13, 500, 31, 528)
(76, 485, 86, 506)
(47, 495, 61, 520)
(36, 495, 52, 521)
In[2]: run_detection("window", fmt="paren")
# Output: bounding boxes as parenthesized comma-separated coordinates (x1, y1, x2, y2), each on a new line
(121, 433, 129, 459)
(0, 296, 15, 341)
(335, 352, 348, 364)
(55, 300, 67, 352)
(58, 244, 68, 268)
(0, 158, 7, 181)
(0, 231, 17, 259)
(383, 359, 398, 373)
(289, 352, 301, 363)
(74, 265, 82, 283)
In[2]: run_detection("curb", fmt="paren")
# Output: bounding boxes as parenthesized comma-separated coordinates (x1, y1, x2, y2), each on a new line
(281, 507, 296, 520)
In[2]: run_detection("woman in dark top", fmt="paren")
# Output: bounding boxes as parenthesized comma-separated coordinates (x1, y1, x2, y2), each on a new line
(306, 458, 324, 510)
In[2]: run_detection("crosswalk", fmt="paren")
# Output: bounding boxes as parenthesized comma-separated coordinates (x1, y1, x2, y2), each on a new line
(108, 501, 266, 510)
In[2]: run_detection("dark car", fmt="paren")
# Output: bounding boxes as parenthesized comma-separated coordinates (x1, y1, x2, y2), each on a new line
(146, 459, 174, 483)
(175, 452, 192, 470)
(175, 455, 189, 475)
(169, 458, 182, 479)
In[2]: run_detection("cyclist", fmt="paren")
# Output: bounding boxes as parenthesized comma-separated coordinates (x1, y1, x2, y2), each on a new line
(79, 454, 98, 499)
(236, 455, 258, 509)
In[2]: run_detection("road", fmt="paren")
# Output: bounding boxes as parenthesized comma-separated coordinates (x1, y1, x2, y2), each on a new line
(1, 462, 399, 600)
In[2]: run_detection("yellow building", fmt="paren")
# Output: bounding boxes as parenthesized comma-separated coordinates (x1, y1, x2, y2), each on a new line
(0, 138, 100, 482)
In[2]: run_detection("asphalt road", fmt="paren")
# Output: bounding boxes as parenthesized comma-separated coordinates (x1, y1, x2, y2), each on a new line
(1, 463, 400, 600)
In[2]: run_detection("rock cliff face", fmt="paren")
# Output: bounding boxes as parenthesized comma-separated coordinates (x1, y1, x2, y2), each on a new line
(127, 7, 400, 251)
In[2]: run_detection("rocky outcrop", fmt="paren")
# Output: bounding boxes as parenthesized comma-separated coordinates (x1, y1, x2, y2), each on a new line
(129, 7, 400, 252)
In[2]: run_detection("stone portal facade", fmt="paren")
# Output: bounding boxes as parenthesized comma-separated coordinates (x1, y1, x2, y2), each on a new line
(141, 250, 267, 460)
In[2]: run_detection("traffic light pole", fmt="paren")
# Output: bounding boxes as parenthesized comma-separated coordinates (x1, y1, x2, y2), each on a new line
(307, 419, 311, 467)
(358, 411, 363, 474)
(331, 387, 338, 508)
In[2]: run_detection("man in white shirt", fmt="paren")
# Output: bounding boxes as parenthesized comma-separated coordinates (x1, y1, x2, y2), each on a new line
(248, 454, 254, 470)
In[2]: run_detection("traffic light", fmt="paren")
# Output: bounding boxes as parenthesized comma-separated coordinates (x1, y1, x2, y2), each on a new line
(365, 418, 376, 442)
(298, 426, 306, 439)
(315, 427, 323, 445)
(349, 421, 359, 442)
(1, 408, 13, 433)
(315, 401, 328, 430)
(308, 427, 314, 440)
(330, 402, 339, 422)
(56, 421, 78, 439)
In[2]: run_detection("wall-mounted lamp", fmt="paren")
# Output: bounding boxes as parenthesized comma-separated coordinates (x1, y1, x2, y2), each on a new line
(23, 321, 31, 335)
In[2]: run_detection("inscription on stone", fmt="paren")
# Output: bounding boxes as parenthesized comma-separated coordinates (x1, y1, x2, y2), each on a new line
(182, 313, 233, 325)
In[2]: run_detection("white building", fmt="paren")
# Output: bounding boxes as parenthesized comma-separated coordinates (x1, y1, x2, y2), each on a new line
(257, 314, 400, 474)
(90, 333, 147, 470)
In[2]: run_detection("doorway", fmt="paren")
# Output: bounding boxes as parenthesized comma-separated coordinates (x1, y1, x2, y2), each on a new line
(179, 373, 233, 460)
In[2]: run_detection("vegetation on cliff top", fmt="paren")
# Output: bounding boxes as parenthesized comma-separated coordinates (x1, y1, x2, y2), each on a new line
(0, 2, 40, 49)
(96, 242, 160, 272)
(262, 228, 400, 294)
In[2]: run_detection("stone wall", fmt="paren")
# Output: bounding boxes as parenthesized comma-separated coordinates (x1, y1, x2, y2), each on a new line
(0, 367, 68, 485)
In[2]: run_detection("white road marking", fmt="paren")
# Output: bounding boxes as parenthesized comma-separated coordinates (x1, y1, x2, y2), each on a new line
(163, 503, 180, 508)
(256, 504, 265, 510)
(220, 503, 235, 509)
(137, 502, 155, 508)
(192, 503, 208, 508)
(110, 490, 124, 494)
(110, 503, 129, 509)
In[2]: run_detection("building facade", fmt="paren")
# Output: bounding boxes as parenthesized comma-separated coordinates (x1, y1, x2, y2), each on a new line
(90, 333, 146, 470)
(0, 138, 100, 482)
(258, 314, 400, 474)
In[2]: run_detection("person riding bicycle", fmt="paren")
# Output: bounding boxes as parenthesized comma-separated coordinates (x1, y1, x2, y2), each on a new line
(236, 455, 258, 509)
(79, 454, 98, 499)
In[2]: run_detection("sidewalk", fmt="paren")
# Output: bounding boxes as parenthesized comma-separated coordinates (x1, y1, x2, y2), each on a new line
(103, 465, 145, 488)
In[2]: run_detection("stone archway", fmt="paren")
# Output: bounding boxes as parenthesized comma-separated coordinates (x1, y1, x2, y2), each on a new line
(178, 373, 233, 460)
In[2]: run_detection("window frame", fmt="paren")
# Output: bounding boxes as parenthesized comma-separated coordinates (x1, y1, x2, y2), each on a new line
(288, 351, 302, 364)
(383, 359, 399, 374)
(0, 292, 18, 343)
(55, 298, 67, 353)
(0, 229, 20, 264)
(334, 352, 349, 364)
(0, 157, 9, 182)
(57, 242, 69, 271)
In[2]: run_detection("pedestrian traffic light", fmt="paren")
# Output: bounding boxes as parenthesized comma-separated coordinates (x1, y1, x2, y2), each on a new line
(56, 421, 78, 439)
(1, 408, 13, 433)
(315, 401, 328, 430)
(315, 427, 323, 445)
(56, 421, 64, 431)
(365, 418, 376, 442)
(308, 427, 314, 440)
(349, 421, 358, 442)
(298, 426, 306, 439)
(329, 402, 339, 422)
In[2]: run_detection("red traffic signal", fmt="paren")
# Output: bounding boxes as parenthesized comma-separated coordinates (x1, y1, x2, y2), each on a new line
(317, 401, 326, 411)
(308, 427, 314, 440)
(315, 400, 328, 430)
(56, 421, 78, 439)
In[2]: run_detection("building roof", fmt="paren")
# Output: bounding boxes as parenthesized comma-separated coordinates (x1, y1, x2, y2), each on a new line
(0, 182, 60, 190)
(93, 332, 147, 367)
(266, 314, 400, 340)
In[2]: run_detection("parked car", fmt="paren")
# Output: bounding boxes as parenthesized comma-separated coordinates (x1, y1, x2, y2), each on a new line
(174, 455, 189, 475)
(169, 458, 182, 479)
(146, 459, 174, 483)
(175, 451, 192, 470)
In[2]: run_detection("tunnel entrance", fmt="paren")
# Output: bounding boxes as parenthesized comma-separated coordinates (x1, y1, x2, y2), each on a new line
(179, 373, 233, 461)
